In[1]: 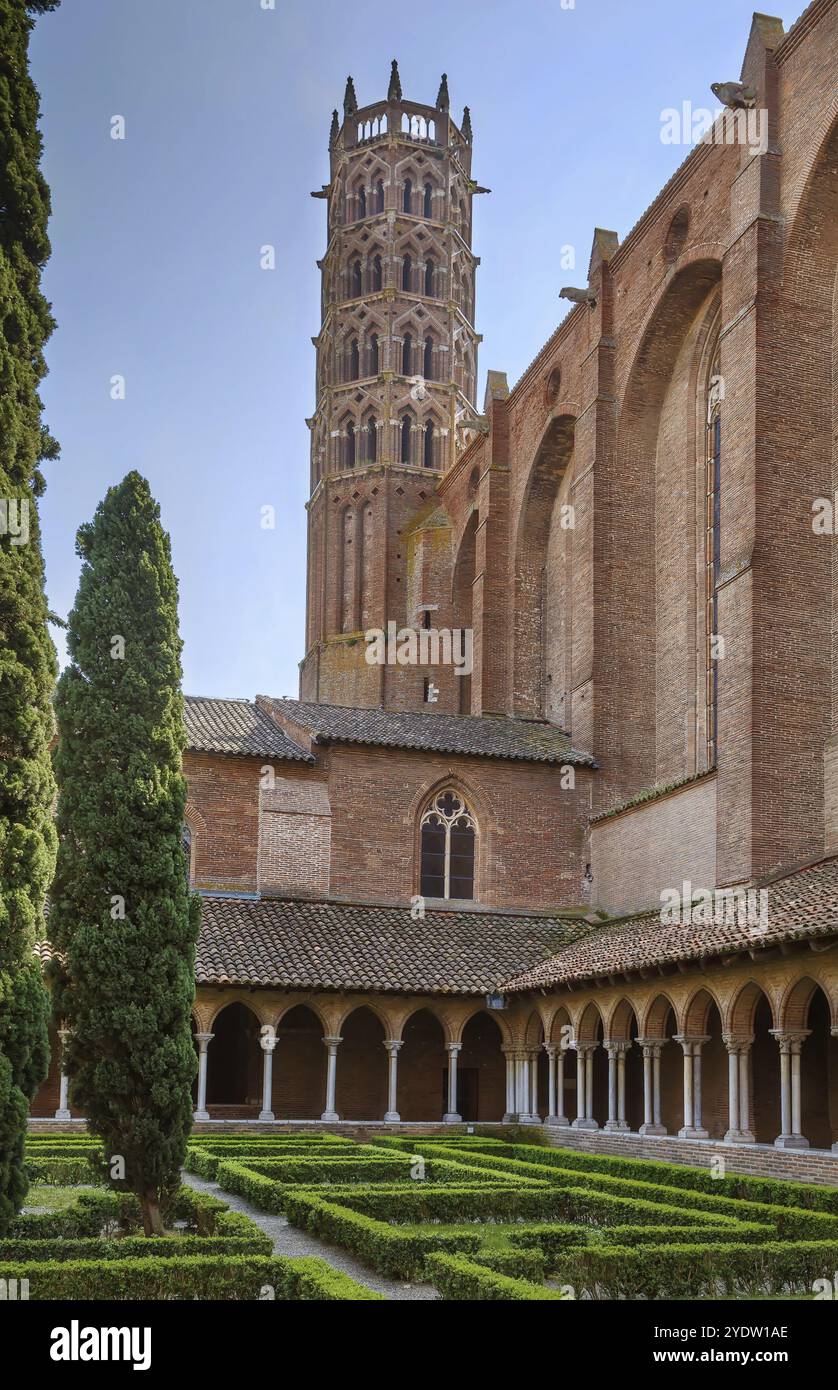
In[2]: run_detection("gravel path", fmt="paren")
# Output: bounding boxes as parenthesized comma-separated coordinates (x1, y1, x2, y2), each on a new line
(182, 1170, 438, 1301)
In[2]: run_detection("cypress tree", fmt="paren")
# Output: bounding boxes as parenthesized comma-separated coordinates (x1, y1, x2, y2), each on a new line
(50, 472, 200, 1236)
(0, 0, 61, 1234)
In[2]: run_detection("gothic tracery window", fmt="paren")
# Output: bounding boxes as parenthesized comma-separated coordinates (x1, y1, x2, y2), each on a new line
(420, 789, 476, 900)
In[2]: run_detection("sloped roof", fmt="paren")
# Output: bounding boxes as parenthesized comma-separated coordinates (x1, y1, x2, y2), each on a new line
(266, 697, 595, 767)
(504, 855, 838, 992)
(184, 696, 312, 761)
(194, 895, 592, 994)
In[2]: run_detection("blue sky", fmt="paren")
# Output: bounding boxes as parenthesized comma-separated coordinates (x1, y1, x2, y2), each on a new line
(30, 0, 792, 699)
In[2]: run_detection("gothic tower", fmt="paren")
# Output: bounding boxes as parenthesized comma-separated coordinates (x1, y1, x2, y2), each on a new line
(300, 62, 484, 711)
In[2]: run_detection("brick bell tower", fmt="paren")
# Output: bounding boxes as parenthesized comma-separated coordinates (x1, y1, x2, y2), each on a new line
(300, 61, 485, 711)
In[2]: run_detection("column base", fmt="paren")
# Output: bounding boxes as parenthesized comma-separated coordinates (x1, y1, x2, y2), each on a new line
(833, 1141, 838, 1154)
(604, 1120, 630, 1132)
(320, 1110, 340, 1122)
(546, 1115, 570, 1127)
(502, 1112, 517, 1123)
(383, 1111, 401, 1123)
(572, 1118, 599, 1130)
(54, 1109, 72, 1122)
(518, 1114, 540, 1125)
(443, 1112, 462, 1124)
(193, 1109, 210, 1122)
(724, 1128, 755, 1144)
(639, 1123, 666, 1136)
(258, 1110, 275, 1122)
(774, 1133, 809, 1149)
(677, 1126, 709, 1139)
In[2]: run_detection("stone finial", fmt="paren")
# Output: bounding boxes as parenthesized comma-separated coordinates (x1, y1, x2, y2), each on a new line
(388, 59, 402, 102)
(343, 76, 357, 118)
(436, 73, 450, 111)
(462, 105, 472, 143)
(328, 109, 339, 149)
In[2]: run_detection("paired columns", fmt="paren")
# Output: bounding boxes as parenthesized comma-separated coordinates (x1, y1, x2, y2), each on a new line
(604, 1040, 632, 1132)
(544, 1043, 570, 1126)
(571, 1041, 599, 1129)
(722, 1033, 755, 1143)
(770, 1030, 810, 1149)
(636, 1037, 666, 1135)
(674, 1035, 710, 1139)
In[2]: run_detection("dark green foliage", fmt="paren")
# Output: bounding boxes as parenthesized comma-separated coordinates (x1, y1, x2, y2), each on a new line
(550, 1240, 838, 1300)
(0, 0, 60, 1235)
(424, 1252, 564, 1301)
(49, 471, 200, 1235)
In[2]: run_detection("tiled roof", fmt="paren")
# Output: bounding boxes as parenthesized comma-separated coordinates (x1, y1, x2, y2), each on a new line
(184, 696, 312, 761)
(504, 855, 838, 992)
(194, 895, 592, 994)
(266, 697, 596, 767)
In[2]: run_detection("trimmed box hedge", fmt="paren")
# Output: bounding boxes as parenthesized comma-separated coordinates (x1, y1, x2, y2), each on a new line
(424, 1252, 565, 1301)
(550, 1239, 838, 1300)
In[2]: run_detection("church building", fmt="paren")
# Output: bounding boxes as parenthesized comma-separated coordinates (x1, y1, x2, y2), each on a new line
(35, 5, 838, 1178)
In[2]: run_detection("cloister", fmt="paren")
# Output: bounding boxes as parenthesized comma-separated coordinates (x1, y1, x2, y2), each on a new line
(148, 963, 838, 1152)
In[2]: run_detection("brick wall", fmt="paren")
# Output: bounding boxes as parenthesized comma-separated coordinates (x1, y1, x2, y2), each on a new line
(590, 774, 716, 914)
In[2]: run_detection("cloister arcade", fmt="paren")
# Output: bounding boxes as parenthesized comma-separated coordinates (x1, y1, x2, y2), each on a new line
(158, 965, 838, 1154)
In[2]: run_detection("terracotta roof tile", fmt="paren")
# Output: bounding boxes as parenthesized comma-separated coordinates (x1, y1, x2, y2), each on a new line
(194, 895, 592, 994)
(266, 697, 595, 766)
(504, 855, 838, 991)
(184, 696, 312, 761)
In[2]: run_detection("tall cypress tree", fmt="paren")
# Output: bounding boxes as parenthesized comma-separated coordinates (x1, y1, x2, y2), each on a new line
(0, 0, 61, 1234)
(50, 473, 200, 1236)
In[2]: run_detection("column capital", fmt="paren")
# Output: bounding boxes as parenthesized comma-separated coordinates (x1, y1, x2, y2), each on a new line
(383, 1038, 403, 1054)
(322, 1034, 343, 1047)
(635, 1036, 664, 1058)
(194, 1032, 214, 1048)
(673, 1033, 710, 1052)
(542, 1042, 558, 1058)
(573, 1039, 599, 1056)
(446, 1041, 462, 1055)
(769, 1028, 810, 1054)
(722, 1032, 754, 1053)
(604, 1039, 633, 1055)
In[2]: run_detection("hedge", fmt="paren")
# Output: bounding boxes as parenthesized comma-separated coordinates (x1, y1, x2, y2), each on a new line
(549, 1239, 838, 1300)
(469, 1247, 547, 1282)
(424, 1252, 564, 1301)
(0, 1252, 384, 1300)
(0, 1232, 273, 1262)
(24, 1156, 105, 1187)
(281, 1190, 482, 1280)
(371, 1140, 838, 1238)
(435, 1139, 838, 1215)
(309, 1183, 571, 1224)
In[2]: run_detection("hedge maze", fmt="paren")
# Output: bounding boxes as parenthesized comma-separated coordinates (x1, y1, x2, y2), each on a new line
(185, 1133, 838, 1300)
(11, 1132, 838, 1299)
(6, 1135, 381, 1300)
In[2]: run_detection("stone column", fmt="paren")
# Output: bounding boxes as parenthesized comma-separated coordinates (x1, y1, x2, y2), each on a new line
(572, 1042, 598, 1129)
(321, 1035, 342, 1122)
(258, 1030, 277, 1122)
(770, 1030, 810, 1149)
(443, 1042, 462, 1123)
(193, 1032, 214, 1122)
(383, 1039, 402, 1123)
(675, 1035, 710, 1139)
(55, 1028, 72, 1122)
(529, 1051, 541, 1123)
(636, 1038, 666, 1136)
(502, 1047, 516, 1123)
(555, 1041, 570, 1125)
(833, 1028, 838, 1155)
(544, 1044, 558, 1123)
(604, 1041, 631, 1132)
(722, 1034, 755, 1142)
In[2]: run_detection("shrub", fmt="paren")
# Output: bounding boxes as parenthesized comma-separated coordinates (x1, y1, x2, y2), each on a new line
(424, 1252, 564, 1301)
(549, 1239, 838, 1300)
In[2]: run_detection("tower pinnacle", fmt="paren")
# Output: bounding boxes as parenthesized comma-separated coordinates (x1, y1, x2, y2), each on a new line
(328, 109, 339, 149)
(388, 58, 402, 101)
(343, 76, 357, 118)
(436, 73, 450, 111)
(462, 106, 472, 143)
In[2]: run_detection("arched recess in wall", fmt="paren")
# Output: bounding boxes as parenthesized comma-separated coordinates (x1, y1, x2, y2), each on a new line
(512, 414, 575, 719)
(359, 500, 375, 631)
(774, 113, 838, 860)
(610, 257, 722, 789)
(452, 510, 478, 715)
(340, 504, 357, 633)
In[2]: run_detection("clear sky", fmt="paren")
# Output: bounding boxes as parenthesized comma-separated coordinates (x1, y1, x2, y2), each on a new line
(30, 0, 794, 700)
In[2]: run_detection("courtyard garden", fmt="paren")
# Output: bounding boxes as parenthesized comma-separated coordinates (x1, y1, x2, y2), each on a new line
(9, 1131, 838, 1299)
